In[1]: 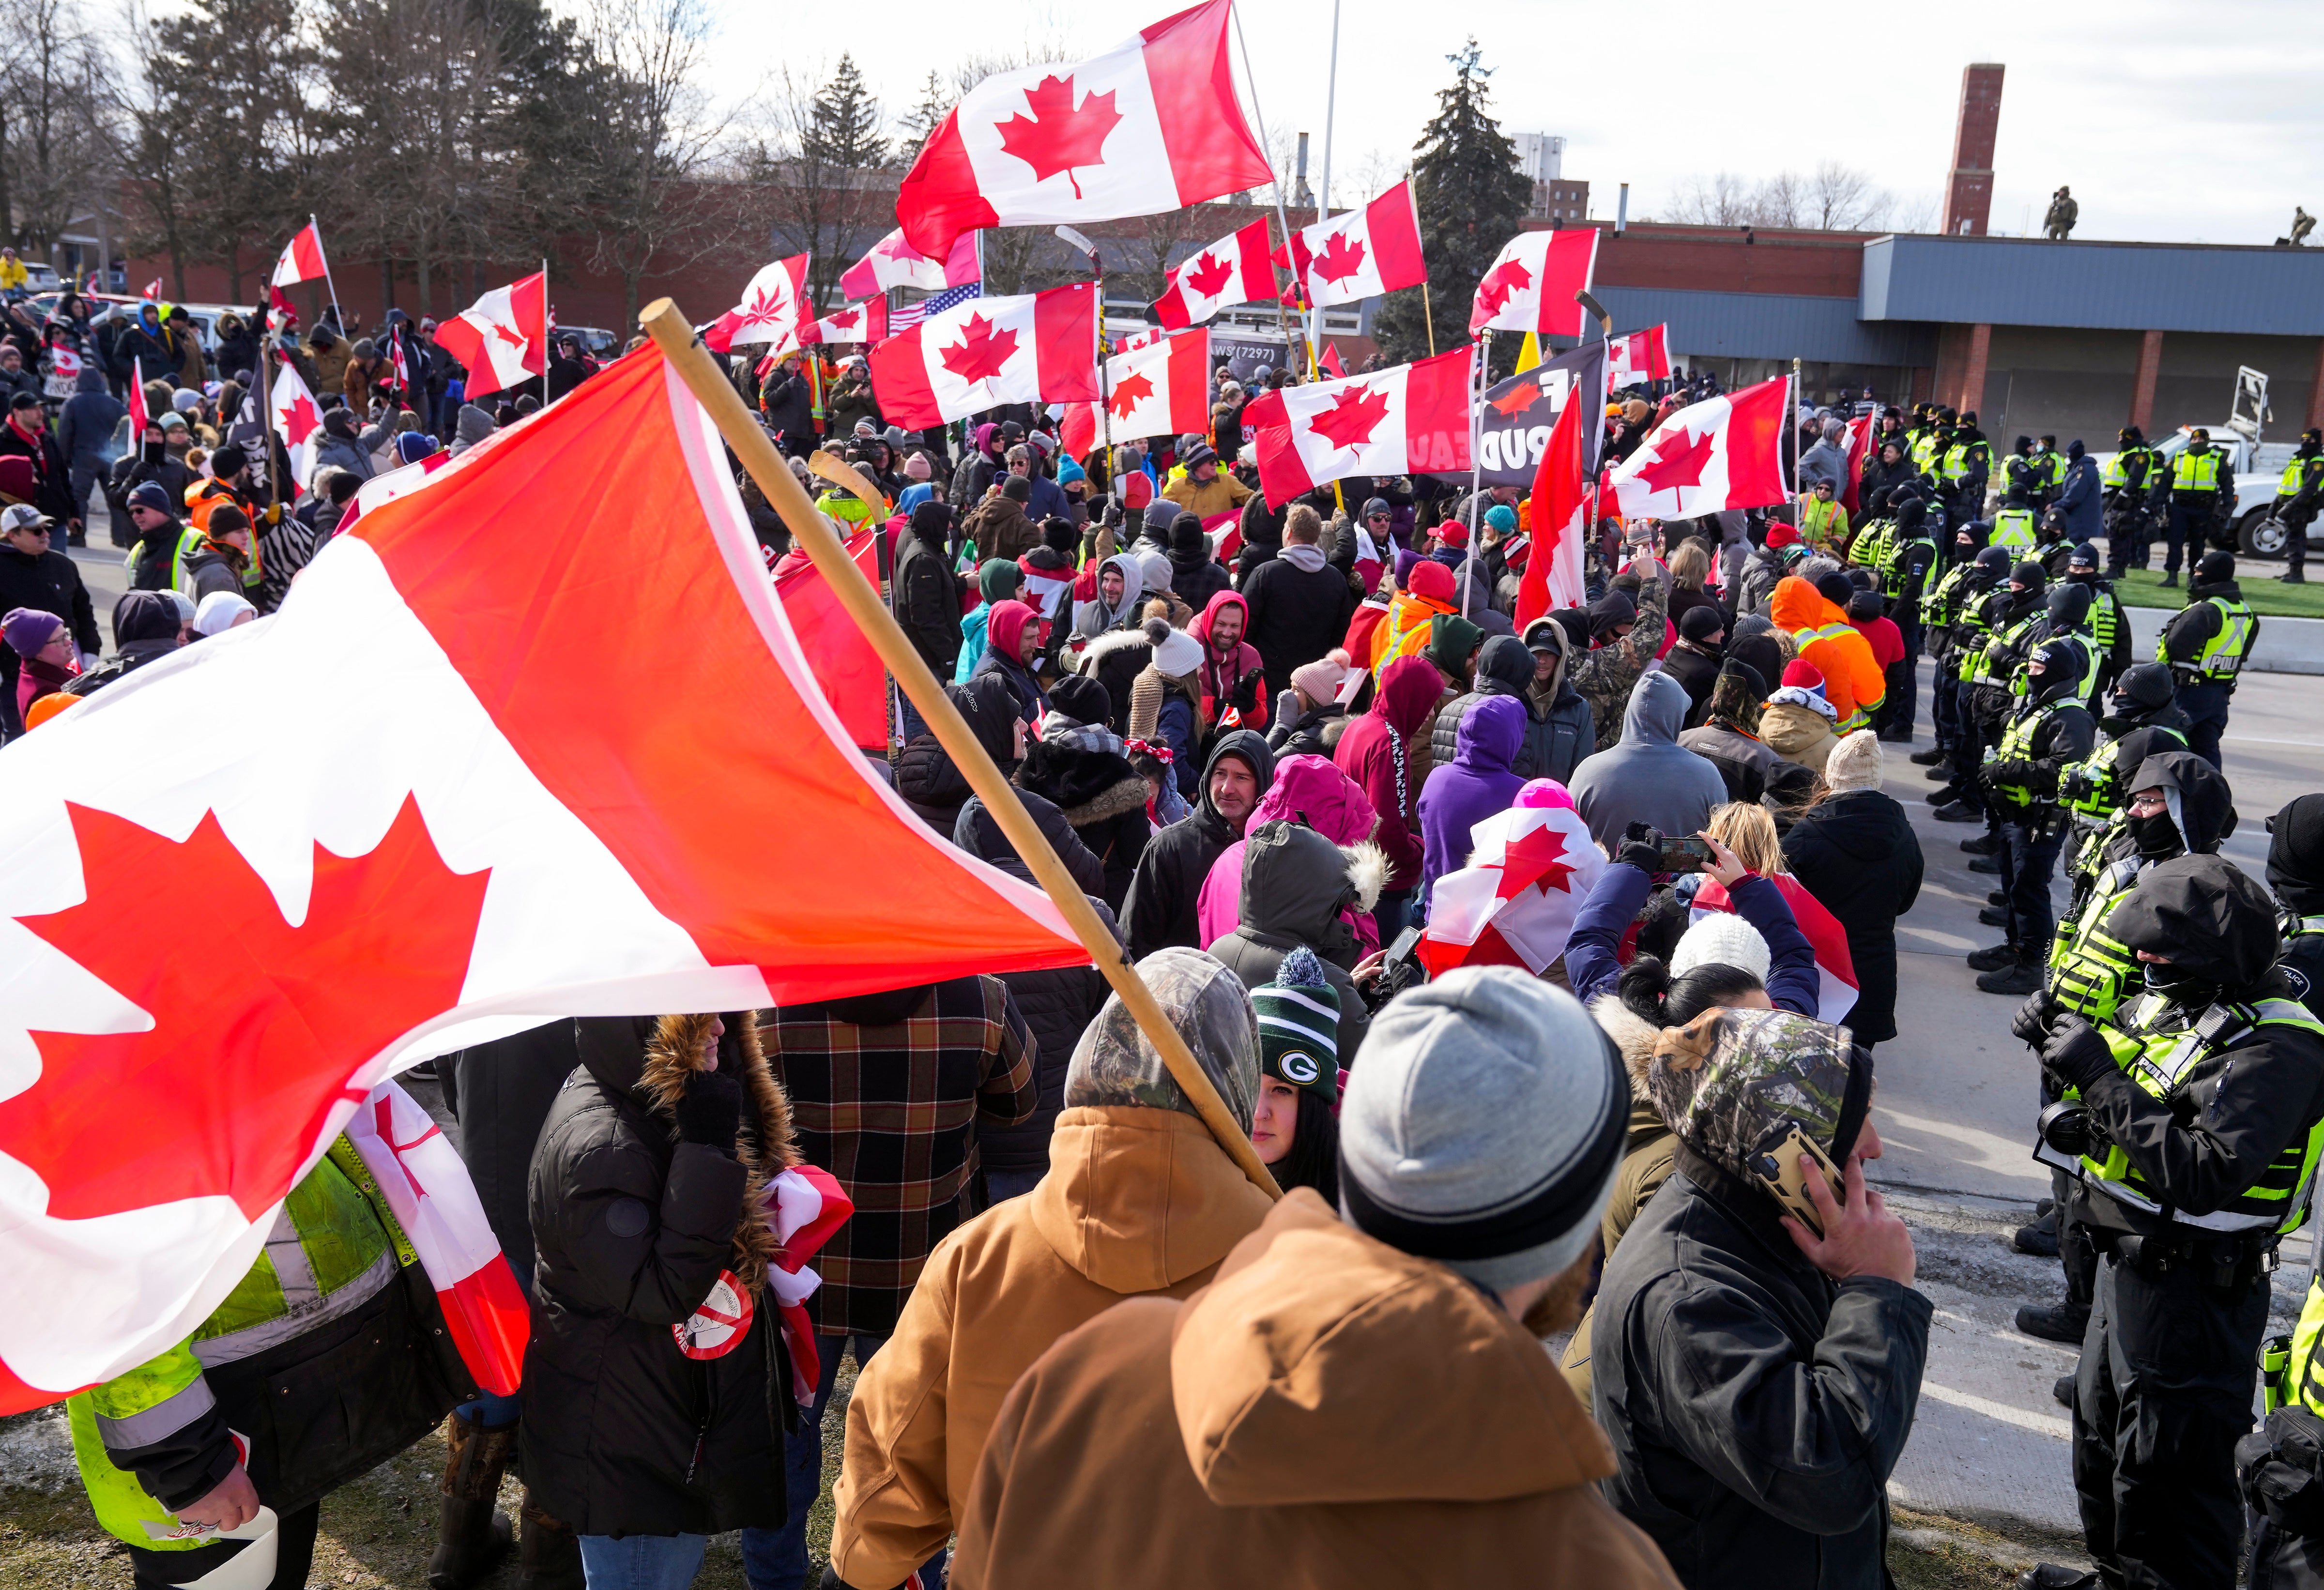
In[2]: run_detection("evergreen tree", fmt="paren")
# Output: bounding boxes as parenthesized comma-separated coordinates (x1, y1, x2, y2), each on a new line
(1370, 38, 1531, 371)
(803, 53, 886, 170)
(898, 68, 947, 153)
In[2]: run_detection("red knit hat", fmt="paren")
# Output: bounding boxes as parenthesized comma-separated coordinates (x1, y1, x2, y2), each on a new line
(1765, 524, 1800, 550)
(1781, 658, 1826, 689)
(1407, 560, 1456, 603)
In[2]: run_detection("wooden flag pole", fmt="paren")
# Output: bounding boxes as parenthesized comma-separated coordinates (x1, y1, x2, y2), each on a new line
(640, 297, 1280, 1200)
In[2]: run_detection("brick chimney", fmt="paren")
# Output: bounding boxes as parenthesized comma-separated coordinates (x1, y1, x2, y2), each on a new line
(1942, 63, 2004, 236)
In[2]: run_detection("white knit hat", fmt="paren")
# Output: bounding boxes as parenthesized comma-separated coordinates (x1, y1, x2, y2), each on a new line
(1144, 616, 1202, 678)
(1670, 913, 1772, 984)
(1825, 728, 1884, 793)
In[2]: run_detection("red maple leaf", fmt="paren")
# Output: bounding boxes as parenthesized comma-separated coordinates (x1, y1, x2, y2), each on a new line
(0, 796, 491, 1222)
(1312, 230, 1369, 286)
(276, 392, 321, 447)
(994, 73, 1122, 200)
(489, 320, 527, 350)
(1498, 824, 1578, 900)
(1633, 425, 1719, 495)
(1488, 379, 1541, 418)
(939, 314, 1021, 384)
(1306, 383, 1391, 452)
(1184, 252, 1235, 300)
(828, 308, 860, 332)
(1107, 369, 1155, 420)
(1475, 256, 1533, 320)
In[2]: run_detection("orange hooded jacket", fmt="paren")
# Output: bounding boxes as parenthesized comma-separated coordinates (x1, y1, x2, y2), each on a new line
(1768, 576, 1886, 731)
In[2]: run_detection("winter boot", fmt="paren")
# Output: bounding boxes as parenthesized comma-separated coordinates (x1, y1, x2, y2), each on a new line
(1961, 830, 2003, 856)
(2053, 1374, 2075, 1408)
(1911, 746, 1948, 765)
(427, 1412, 516, 1590)
(1932, 799, 1982, 823)
(1988, 890, 2008, 906)
(1969, 854, 2004, 874)
(1979, 905, 2010, 927)
(2160, 572, 2178, 588)
(1926, 781, 1964, 803)
(1966, 942, 2020, 972)
(2016, 1299, 2092, 1345)
(519, 1497, 585, 1590)
(1978, 953, 2046, 995)
(1924, 763, 1956, 780)
(2013, 1208, 2060, 1256)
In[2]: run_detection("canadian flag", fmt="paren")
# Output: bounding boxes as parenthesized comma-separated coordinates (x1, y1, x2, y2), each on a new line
(1152, 217, 1273, 330)
(838, 227, 980, 302)
(431, 271, 548, 400)
(1469, 229, 1599, 337)
(1419, 797, 1607, 977)
(704, 254, 811, 356)
(0, 342, 1085, 1412)
(271, 358, 323, 492)
(271, 221, 329, 289)
(1515, 348, 1597, 628)
(1693, 874, 1859, 1023)
(1604, 322, 1671, 390)
(867, 281, 1098, 430)
(1605, 376, 1792, 520)
(774, 525, 887, 752)
(1116, 326, 1167, 353)
(1057, 326, 1210, 459)
(1842, 412, 1875, 514)
(801, 299, 890, 348)
(894, 0, 1272, 258)
(125, 358, 147, 439)
(1318, 343, 1347, 378)
(1284, 181, 1427, 310)
(1243, 347, 1471, 506)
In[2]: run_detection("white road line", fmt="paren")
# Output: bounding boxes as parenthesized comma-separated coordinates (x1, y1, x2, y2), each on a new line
(1920, 1381, 2073, 1440)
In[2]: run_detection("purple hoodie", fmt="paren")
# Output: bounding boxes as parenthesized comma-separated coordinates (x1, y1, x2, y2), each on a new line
(1417, 693, 1528, 908)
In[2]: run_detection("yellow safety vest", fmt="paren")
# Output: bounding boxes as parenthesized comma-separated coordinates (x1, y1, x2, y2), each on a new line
(2173, 449, 2224, 492)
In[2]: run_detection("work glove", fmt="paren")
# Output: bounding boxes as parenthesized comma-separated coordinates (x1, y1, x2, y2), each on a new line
(674, 1066, 744, 1155)
(1616, 822, 1664, 874)
(261, 503, 282, 526)
(2012, 986, 2059, 1048)
(2041, 1015, 2119, 1094)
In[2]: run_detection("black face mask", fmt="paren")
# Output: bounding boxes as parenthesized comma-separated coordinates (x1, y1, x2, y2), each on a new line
(2142, 961, 2219, 1010)
(2130, 810, 2183, 860)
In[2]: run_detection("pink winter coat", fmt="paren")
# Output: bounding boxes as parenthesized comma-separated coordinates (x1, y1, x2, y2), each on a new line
(1196, 753, 1382, 953)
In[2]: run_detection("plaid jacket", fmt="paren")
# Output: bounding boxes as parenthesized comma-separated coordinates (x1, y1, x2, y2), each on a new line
(765, 975, 1038, 1337)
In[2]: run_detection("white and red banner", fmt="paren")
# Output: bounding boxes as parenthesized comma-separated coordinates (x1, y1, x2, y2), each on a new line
(895, 0, 1271, 258)
(271, 359, 322, 491)
(868, 281, 1099, 430)
(432, 271, 547, 400)
(1152, 217, 1274, 329)
(1243, 347, 1471, 506)
(344, 1079, 529, 1394)
(0, 343, 1087, 1413)
(1604, 376, 1791, 520)
(1515, 348, 1596, 627)
(125, 358, 147, 438)
(1420, 798, 1606, 977)
(1057, 325, 1209, 459)
(838, 228, 980, 301)
(1841, 412, 1875, 515)
(773, 526, 887, 751)
(1605, 323, 1671, 390)
(704, 254, 811, 356)
(765, 1164, 853, 1406)
(802, 299, 890, 348)
(1469, 228, 1599, 337)
(271, 221, 328, 289)
(1284, 181, 1426, 310)
(1692, 874, 1859, 1023)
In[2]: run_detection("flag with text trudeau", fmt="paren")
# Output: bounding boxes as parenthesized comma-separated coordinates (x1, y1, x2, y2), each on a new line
(1604, 376, 1792, 521)
(893, 0, 1273, 258)
(1242, 347, 1472, 506)
(1470, 228, 1599, 337)
(1151, 216, 1274, 329)
(1058, 326, 1210, 459)
(271, 221, 329, 289)
(431, 271, 547, 399)
(868, 281, 1099, 430)
(0, 339, 1086, 1413)
(1281, 181, 1426, 311)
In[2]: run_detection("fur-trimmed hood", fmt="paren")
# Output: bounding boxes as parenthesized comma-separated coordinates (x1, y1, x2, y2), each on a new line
(1590, 992, 1670, 1152)
(1015, 734, 1149, 826)
(1076, 625, 1154, 672)
(630, 1012, 799, 1291)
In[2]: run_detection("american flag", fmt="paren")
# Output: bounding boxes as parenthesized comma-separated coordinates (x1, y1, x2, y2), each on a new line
(890, 280, 981, 333)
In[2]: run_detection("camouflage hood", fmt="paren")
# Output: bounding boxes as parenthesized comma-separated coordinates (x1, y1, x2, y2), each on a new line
(1645, 1007, 1871, 1182)
(1065, 947, 1259, 1131)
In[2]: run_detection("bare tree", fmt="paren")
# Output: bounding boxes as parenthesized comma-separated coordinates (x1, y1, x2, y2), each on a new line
(0, 0, 118, 262)
(1667, 165, 1897, 232)
(1750, 170, 1804, 228)
(1667, 172, 1751, 227)
(752, 58, 897, 310)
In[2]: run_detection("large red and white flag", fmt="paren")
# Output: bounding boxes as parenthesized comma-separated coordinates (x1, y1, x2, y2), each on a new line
(1692, 874, 1859, 1023)
(1243, 348, 1471, 506)
(1605, 323, 1671, 390)
(1515, 357, 1592, 627)
(704, 255, 811, 356)
(773, 525, 887, 752)
(1284, 181, 1426, 310)
(1470, 229, 1599, 337)
(1419, 798, 1606, 977)
(271, 359, 322, 491)
(271, 221, 329, 289)
(432, 271, 548, 400)
(895, 0, 1272, 258)
(839, 228, 980, 301)
(1841, 412, 1875, 514)
(0, 343, 1085, 1412)
(867, 281, 1099, 429)
(1057, 326, 1210, 459)
(125, 357, 147, 439)
(801, 299, 890, 348)
(1152, 217, 1274, 329)
(1605, 376, 1791, 520)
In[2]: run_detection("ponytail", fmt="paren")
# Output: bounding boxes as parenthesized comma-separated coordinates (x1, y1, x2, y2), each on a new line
(1621, 954, 1767, 1028)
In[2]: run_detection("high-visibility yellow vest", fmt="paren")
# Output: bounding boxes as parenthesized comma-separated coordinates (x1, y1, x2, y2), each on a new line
(2173, 449, 2224, 492)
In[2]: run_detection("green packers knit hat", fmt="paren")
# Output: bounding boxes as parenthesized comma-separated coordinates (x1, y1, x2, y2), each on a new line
(1253, 946, 1341, 1101)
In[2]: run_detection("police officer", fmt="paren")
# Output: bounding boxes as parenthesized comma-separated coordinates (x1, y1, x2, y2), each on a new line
(2031, 506, 2077, 577)
(2273, 795, 2324, 1012)
(1914, 521, 1998, 772)
(2103, 426, 2163, 579)
(1942, 410, 1995, 526)
(1877, 495, 1938, 741)
(1935, 560, 2052, 826)
(1910, 405, 1949, 478)
(2017, 856, 2324, 1590)
(1966, 635, 2097, 995)
(2062, 543, 2128, 698)
(2008, 754, 2232, 1360)
(2032, 433, 2067, 507)
(2163, 428, 2230, 588)
(1989, 484, 2039, 553)
(2272, 428, 2323, 583)
(2005, 435, 2043, 502)
(2057, 662, 2191, 898)
(2161, 549, 2258, 770)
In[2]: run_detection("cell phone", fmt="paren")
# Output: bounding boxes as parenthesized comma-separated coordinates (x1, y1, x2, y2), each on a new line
(1656, 837, 1715, 873)
(1380, 924, 1423, 975)
(1747, 1121, 1848, 1238)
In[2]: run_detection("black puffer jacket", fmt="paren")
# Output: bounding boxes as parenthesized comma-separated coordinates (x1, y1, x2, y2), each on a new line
(893, 675, 1020, 838)
(1205, 820, 1373, 1065)
(442, 1021, 583, 1287)
(1780, 790, 1924, 1045)
(891, 518, 962, 683)
(1120, 729, 1276, 958)
(1014, 733, 1152, 911)
(1239, 544, 1357, 697)
(1428, 633, 1581, 782)
(523, 1014, 797, 1539)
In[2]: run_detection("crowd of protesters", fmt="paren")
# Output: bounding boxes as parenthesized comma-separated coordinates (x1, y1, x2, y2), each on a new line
(24, 296, 2324, 1590)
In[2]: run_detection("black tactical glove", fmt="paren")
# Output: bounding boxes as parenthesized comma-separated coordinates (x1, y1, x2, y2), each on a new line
(2041, 1015, 2118, 1094)
(2012, 986, 2059, 1048)
(1230, 667, 1263, 714)
(674, 1066, 744, 1154)
(1616, 822, 1664, 874)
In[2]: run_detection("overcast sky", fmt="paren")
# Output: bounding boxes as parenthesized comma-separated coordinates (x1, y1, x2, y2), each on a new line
(702, 0, 2324, 247)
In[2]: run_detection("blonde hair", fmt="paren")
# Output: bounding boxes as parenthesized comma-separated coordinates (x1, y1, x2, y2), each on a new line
(1668, 541, 1711, 591)
(1707, 801, 1785, 875)
(1284, 502, 1323, 544)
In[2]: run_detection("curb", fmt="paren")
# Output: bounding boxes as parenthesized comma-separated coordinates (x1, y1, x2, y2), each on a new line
(2125, 606, 2324, 674)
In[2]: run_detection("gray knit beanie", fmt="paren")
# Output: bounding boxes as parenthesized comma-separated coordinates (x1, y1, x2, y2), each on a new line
(1338, 966, 1627, 1294)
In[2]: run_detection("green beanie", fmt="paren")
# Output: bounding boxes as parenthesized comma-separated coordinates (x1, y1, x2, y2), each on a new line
(1254, 946, 1341, 1101)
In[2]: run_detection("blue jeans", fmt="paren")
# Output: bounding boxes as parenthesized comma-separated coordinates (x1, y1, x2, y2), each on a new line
(740, 1334, 948, 1590)
(579, 1532, 707, 1590)
(455, 1388, 522, 1429)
